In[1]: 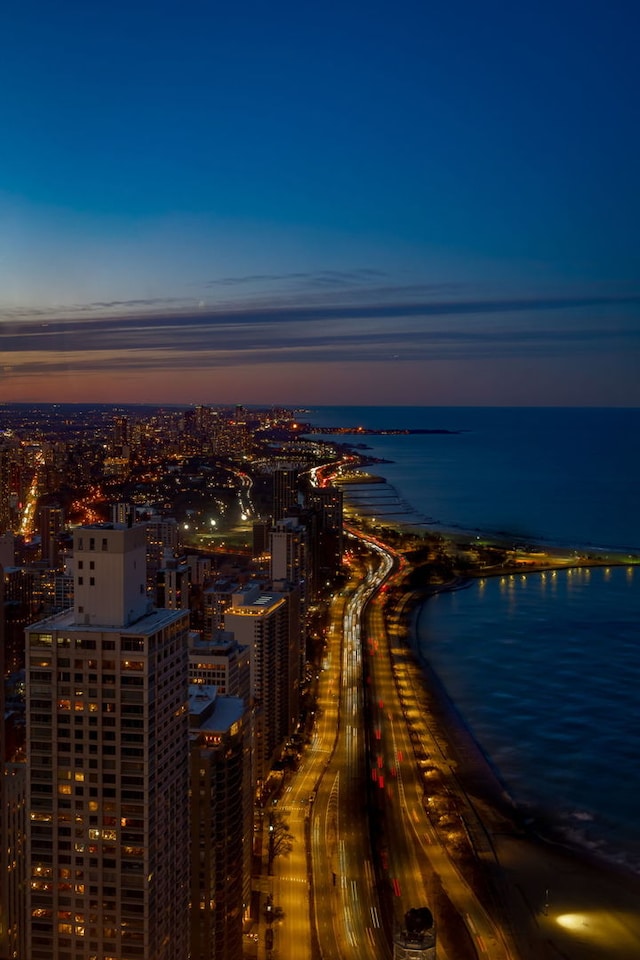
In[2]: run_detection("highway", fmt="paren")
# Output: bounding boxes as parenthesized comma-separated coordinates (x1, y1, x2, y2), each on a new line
(259, 523, 518, 959)
(309, 546, 392, 960)
(358, 530, 514, 960)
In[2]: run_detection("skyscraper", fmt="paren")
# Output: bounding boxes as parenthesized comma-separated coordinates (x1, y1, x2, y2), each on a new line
(306, 484, 344, 591)
(189, 686, 250, 960)
(25, 523, 191, 960)
(224, 590, 291, 784)
(272, 467, 299, 524)
(39, 504, 64, 569)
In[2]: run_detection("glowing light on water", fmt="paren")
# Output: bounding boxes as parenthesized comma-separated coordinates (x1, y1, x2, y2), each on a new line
(555, 910, 640, 949)
(556, 912, 591, 931)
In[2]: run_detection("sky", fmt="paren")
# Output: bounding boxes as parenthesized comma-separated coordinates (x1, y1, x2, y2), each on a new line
(1, 0, 639, 407)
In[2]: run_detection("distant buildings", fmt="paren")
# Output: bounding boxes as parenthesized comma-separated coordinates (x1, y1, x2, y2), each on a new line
(0, 440, 29, 534)
(13, 519, 304, 959)
(0, 404, 348, 959)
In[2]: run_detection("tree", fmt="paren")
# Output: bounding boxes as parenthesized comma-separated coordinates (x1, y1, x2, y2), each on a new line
(267, 811, 294, 873)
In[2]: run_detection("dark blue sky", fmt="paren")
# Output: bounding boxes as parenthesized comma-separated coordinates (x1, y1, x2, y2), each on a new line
(1, 0, 639, 405)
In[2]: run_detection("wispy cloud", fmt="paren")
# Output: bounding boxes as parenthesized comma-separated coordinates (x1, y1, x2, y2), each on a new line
(202, 268, 387, 288)
(2, 289, 639, 348)
(1, 288, 639, 385)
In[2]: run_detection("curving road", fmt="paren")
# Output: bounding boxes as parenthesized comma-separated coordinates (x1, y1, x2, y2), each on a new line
(310, 547, 392, 960)
(259, 520, 518, 959)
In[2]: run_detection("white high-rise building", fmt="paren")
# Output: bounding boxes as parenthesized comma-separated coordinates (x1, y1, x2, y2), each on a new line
(269, 517, 308, 589)
(25, 523, 190, 960)
(224, 590, 290, 783)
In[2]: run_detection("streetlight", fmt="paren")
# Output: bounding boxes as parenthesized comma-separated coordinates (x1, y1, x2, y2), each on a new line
(268, 820, 274, 875)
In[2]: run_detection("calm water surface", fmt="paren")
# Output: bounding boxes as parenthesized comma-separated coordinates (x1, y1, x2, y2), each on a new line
(305, 407, 640, 871)
(304, 406, 640, 551)
(416, 567, 640, 872)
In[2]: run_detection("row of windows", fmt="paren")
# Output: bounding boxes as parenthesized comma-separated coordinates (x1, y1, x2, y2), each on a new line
(30, 636, 148, 652)
(76, 536, 109, 551)
(31, 637, 115, 651)
(30, 802, 145, 830)
(33, 950, 146, 960)
(33, 656, 145, 670)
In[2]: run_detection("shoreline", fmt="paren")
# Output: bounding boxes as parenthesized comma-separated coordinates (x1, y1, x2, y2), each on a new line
(337, 460, 640, 562)
(399, 574, 640, 959)
(335, 456, 640, 955)
(325, 431, 640, 955)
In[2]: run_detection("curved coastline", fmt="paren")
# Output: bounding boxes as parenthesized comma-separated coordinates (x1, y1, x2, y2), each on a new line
(322, 412, 640, 956)
(337, 459, 640, 561)
(401, 570, 640, 960)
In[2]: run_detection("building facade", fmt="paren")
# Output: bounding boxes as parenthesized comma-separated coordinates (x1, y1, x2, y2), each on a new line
(224, 591, 291, 783)
(24, 524, 191, 960)
(189, 687, 250, 960)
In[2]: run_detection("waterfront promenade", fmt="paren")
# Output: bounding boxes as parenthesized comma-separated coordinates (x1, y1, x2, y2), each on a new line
(376, 527, 640, 959)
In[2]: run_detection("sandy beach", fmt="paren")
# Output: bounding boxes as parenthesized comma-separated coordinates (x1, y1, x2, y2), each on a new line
(338, 464, 640, 958)
(401, 568, 640, 960)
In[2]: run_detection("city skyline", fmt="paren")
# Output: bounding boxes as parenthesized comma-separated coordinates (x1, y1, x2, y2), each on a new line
(3, 395, 640, 958)
(2, 0, 639, 406)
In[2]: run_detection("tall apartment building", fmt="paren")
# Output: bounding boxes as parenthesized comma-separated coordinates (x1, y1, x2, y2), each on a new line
(272, 467, 299, 523)
(269, 517, 308, 590)
(3, 565, 33, 674)
(307, 484, 344, 591)
(224, 590, 291, 783)
(185, 554, 212, 588)
(0, 532, 14, 569)
(0, 441, 28, 534)
(1, 563, 28, 960)
(39, 504, 65, 569)
(40, 441, 68, 497)
(145, 515, 180, 591)
(156, 557, 190, 611)
(188, 630, 251, 702)
(113, 415, 129, 444)
(189, 686, 251, 960)
(0, 757, 27, 960)
(202, 578, 246, 638)
(24, 523, 191, 960)
(110, 502, 135, 526)
(270, 519, 306, 708)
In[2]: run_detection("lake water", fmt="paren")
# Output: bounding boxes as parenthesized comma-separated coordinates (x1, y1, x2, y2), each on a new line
(304, 406, 640, 872)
